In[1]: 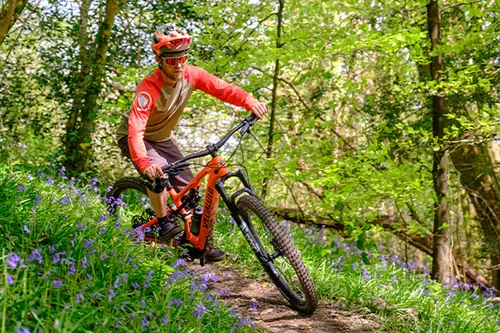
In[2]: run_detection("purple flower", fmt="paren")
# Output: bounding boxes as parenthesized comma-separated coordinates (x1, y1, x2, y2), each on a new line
(86, 274, 92, 280)
(392, 276, 398, 284)
(173, 258, 185, 268)
(46, 178, 54, 185)
(194, 303, 208, 319)
(114, 277, 122, 289)
(63, 304, 72, 311)
(84, 239, 94, 248)
(108, 289, 116, 301)
(23, 225, 30, 233)
(53, 279, 63, 288)
(169, 298, 184, 308)
(28, 249, 42, 264)
(140, 299, 146, 307)
(141, 316, 149, 328)
(362, 268, 371, 280)
(92, 177, 98, 185)
(16, 327, 30, 333)
(59, 197, 70, 205)
(17, 185, 27, 192)
(52, 252, 66, 263)
(75, 293, 84, 303)
(34, 194, 41, 206)
(82, 256, 87, 268)
(69, 264, 76, 276)
(7, 253, 21, 269)
(6, 274, 14, 285)
(162, 315, 168, 324)
(132, 282, 139, 289)
(59, 166, 66, 175)
(248, 301, 259, 311)
(146, 270, 153, 279)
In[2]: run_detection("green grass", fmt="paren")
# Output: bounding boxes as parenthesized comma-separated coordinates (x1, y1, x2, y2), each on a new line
(0, 166, 254, 333)
(2, 164, 500, 332)
(215, 217, 500, 333)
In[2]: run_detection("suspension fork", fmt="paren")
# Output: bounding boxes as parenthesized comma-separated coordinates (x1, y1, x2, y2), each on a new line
(215, 170, 268, 260)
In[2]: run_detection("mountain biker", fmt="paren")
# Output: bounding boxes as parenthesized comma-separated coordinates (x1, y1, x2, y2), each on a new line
(116, 23, 268, 262)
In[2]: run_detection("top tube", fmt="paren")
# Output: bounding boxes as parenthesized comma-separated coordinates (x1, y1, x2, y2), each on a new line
(161, 113, 258, 173)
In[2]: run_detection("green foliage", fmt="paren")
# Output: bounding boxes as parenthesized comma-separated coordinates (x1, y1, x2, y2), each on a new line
(0, 165, 254, 332)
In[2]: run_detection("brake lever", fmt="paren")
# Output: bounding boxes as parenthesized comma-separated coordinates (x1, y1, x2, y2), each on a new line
(150, 176, 168, 193)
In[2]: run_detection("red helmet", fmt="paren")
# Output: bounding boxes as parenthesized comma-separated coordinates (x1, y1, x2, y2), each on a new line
(152, 24, 191, 57)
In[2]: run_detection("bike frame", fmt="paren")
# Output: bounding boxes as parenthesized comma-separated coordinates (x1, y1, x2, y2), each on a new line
(139, 114, 259, 250)
(140, 155, 232, 250)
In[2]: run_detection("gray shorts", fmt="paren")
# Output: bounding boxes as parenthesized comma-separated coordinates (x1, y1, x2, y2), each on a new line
(118, 136, 194, 192)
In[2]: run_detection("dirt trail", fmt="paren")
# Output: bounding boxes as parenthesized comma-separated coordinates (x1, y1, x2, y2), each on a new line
(189, 262, 383, 333)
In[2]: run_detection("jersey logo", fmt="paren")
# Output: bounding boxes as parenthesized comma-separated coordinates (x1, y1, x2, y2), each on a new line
(135, 92, 153, 112)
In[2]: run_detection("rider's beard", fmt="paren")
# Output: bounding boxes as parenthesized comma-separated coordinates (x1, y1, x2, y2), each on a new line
(163, 67, 184, 82)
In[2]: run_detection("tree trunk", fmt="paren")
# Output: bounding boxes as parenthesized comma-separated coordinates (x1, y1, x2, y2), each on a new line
(0, 0, 28, 45)
(450, 136, 500, 289)
(427, 0, 452, 282)
(261, 0, 283, 200)
(64, 0, 120, 172)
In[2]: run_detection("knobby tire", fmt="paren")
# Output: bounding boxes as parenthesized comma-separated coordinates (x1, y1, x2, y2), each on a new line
(236, 195, 318, 314)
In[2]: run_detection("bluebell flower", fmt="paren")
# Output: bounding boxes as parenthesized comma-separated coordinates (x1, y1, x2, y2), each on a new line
(146, 270, 153, 279)
(6, 274, 14, 285)
(63, 304, 72, 311)
(23, 225, 30, 233)
(114, 277, 122, 289)
(168, 298, 183, 308)
(83, 239, 94, 248)
(141, 316, 149, 328)
(194, 303, 208, 319)
(82, 256, 87, 268)
(362, 268, 371, 280)
(173, 258, 185, 268)
(132, 282, 139, 289)
(162, 316, 168, 324)
(52, 252, 66, 263)
(140, 299, 146, 307)
(53, 279, 63, 288)
(75, 293, 84, 303)
(59, 197, 70, 205)
(16, 327, 30, 333)
(69, 264, 76, 276)
(248, 301, 259, 311)
(7, 252, 21, 269)
(46, 178, 54, 185)
(17, 185, 27, 192)
(109, 289, 116, 301)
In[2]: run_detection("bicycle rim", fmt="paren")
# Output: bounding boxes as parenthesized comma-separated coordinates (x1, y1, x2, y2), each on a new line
(236, 195, 318, 314)
(107, 177, 151, 227)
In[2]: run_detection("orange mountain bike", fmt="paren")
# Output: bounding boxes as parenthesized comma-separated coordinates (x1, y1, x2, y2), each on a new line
(107, 114, 318, 314)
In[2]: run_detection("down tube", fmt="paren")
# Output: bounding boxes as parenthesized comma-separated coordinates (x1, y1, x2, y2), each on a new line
(215, 182, 266, 258)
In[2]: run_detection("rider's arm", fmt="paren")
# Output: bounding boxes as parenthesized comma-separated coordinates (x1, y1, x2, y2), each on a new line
(128, 86, 157, 173)
(184, 65, 259, 111)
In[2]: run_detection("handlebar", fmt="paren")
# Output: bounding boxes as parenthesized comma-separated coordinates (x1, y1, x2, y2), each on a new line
(161, 113, 258, 175)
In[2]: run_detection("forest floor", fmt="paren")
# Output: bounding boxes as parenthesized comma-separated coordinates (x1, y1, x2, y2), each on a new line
(190, 261, 385, 333)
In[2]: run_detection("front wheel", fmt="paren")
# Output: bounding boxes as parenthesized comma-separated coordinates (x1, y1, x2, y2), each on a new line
(236, 195, 318, 314)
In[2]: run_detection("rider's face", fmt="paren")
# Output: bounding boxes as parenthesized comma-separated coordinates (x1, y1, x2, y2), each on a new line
(159, 55, 187, 82)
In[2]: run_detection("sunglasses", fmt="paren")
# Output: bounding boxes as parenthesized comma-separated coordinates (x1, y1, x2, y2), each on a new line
(162, 55, 188, 66)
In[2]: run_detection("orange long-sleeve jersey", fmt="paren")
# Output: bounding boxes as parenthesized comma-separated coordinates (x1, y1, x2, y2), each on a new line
(116, 65, 259, 173)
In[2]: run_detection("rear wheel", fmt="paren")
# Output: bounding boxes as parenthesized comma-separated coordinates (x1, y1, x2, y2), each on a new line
(236, 195, 318, 314)
(107, 177, 149, 215)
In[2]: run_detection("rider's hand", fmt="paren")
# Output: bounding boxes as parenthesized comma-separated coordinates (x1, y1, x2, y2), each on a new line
(143, 163, 164, 180)
(250, 102, 268, 119)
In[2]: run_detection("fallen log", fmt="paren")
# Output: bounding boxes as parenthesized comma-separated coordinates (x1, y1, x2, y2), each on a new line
(269, 207, 493, 292)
